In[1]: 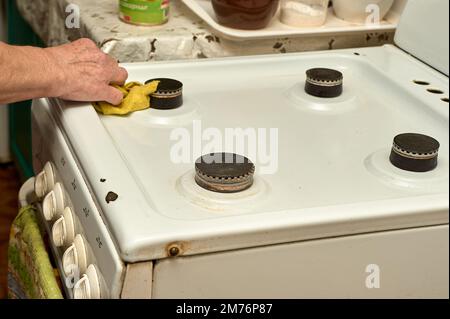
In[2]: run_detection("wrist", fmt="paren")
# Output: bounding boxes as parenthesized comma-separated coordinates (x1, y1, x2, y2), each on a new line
(42, 47, 68, 98)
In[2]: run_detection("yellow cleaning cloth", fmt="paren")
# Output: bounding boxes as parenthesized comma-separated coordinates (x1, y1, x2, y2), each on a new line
(93, 81, 160, 115)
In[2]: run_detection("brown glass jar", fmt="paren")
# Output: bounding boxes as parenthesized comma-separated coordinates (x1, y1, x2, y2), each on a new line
(211, 0, 280, 30)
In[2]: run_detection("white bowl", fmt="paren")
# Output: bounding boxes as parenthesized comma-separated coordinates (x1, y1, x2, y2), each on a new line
(333, 0, 395, 23)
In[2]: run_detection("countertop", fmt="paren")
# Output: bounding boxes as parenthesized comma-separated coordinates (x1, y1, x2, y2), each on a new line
(16, 0, 394, 62)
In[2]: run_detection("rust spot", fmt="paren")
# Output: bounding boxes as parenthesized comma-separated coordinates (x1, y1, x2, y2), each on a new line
(273, 42, 283, 49)
(150, 39, 157, 53)
(378, 33, 389, 42)
(328, 39, 335, 50)
(166, 242, 188, 257)
(106, 191, 118, 204)
(205, 35, 215, 43)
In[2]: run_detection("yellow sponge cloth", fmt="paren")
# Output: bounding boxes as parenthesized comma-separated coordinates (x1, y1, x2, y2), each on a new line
(93, 81, 160, 115)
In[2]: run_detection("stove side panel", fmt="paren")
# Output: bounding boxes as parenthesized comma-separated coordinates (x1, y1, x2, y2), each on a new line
(152, 225, 449, 299)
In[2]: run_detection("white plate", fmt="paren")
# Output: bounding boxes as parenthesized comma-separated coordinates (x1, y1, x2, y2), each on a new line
(181, 0, 405, 41)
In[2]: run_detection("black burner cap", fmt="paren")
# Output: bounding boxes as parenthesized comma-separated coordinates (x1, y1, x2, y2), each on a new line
(145, 78, 183, 110)
(389, 133, 440, 172)
(305, 68, 343, 98)
(195, 153, 255, 193)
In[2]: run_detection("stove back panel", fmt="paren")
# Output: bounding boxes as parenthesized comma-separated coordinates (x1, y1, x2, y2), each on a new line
(395, 0, 449, 75)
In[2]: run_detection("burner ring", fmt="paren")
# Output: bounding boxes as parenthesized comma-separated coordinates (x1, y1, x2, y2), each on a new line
(392, 143, 439, 159)
(145, 78, 183, 110)
(195, 153, 255, 193)
(305, 68, 343, 98)
(390, 133, 440, 172)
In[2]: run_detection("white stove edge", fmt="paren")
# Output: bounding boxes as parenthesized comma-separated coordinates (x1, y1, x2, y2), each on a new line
(46, 46, 449, 263)
(31, 100, 125, 298)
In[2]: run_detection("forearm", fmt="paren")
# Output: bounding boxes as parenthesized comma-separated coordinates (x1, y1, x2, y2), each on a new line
(0, 42, 63, 104)
(0, 38, 127, 105)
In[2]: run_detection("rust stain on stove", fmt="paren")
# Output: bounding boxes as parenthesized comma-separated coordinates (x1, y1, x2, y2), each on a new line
(205, 35, 220, 43)
(328, 39, 335, 50)
(106, 191, 119, 204)
(273, 42, 283, 49)
(378, 33, 389, 42)
(166, 242, 189, 257)
(150, 39, 157, 53)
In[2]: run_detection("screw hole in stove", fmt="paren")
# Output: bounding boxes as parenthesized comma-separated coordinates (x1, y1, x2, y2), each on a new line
(413, 80, 430, 86)
(427, 88, 444, 95)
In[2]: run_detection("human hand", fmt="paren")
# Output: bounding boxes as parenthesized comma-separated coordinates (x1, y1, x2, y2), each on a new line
(45, 38, 128, 105)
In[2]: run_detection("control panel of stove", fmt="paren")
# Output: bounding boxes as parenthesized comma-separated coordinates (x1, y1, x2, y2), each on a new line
(34, 162, 105, 299)
(31, 99, 124, 299)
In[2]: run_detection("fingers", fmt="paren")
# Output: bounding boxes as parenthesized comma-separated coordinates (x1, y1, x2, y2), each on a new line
(102, 53, 128, 86)
(110, 67, 128, 86)
(102, 86, 125, 105)
(73, 38, 97, 49)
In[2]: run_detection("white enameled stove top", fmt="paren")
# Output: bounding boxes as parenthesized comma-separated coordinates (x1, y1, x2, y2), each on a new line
(44, 43, 449, 262)
(26, 0, 449, 299)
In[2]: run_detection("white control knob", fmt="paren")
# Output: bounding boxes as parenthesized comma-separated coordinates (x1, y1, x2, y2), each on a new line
(73, 264, 101, 299)
(42, 183, 66, 221)
(62, 234, 88, 277)
(52, 207, 76, 247)
(34, 162, 56, 199)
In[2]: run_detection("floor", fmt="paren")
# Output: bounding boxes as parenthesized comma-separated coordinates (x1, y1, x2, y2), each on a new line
(0, 164, 21, 299)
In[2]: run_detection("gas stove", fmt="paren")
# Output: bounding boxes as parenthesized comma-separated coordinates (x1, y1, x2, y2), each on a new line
(26, 0, 449, 298)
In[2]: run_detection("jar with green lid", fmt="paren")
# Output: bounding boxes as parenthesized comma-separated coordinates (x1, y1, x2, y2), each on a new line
(119, 0, 170, 26)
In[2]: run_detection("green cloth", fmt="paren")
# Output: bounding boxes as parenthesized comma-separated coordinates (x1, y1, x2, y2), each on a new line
(8, 205, 63, 299)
